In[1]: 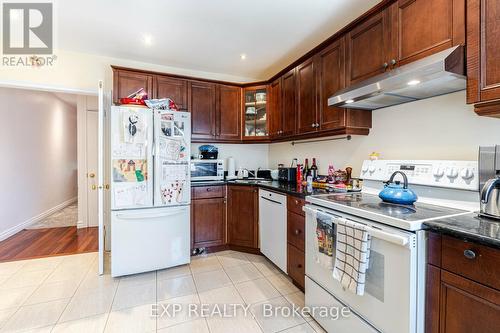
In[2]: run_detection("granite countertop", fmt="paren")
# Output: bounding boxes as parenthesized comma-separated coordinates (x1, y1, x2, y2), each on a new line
(191, 179, 331, 197)
(424, 213, 500, 249)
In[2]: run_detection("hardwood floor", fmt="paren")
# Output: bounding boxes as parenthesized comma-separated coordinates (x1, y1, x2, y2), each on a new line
(0, 227, 98, 262)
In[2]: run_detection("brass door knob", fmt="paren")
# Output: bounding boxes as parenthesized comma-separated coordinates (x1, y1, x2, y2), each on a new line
(91, 185, 97, 190)
(89, 173, 96, 178)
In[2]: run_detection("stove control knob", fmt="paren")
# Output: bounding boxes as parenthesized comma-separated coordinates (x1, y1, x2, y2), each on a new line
(460, 167, 474, 180)
(368, 165, 376, 173)
(361, 164, 369, 173)
(433, 167, 445, 178)
(446, 167, 459, 179)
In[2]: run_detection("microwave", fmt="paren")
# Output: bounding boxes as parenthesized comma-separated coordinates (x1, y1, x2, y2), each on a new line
(191, 159, 225, 181)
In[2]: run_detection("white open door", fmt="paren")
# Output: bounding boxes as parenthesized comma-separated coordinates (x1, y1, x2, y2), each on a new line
(97, 81, 106, 275)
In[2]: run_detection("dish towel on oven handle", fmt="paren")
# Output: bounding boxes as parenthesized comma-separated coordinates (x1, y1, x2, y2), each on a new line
(313, 210, 335, 271)
(333, 217, 372, 296)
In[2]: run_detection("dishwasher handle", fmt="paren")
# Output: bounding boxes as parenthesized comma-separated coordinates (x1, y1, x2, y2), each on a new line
(260, 196, 283, 205)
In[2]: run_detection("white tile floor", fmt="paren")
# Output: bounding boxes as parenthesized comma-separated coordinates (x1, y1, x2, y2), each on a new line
(0, 251, 326, 333)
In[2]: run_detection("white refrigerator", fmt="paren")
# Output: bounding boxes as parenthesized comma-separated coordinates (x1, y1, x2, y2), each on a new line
(110, 105, 191, 277)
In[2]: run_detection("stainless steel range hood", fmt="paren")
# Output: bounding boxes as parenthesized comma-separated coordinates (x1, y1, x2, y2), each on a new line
(328, 46, 466, 110)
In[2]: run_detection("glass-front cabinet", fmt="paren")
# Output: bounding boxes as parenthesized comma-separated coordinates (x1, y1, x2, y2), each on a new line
(243, 85, 268, 140)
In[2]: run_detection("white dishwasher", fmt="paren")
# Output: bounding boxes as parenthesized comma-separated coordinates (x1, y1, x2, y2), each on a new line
(259, 189, 287, 272)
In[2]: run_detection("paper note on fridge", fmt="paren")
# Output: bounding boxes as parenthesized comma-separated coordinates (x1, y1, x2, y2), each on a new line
(122, 110, 146, 144)
(158, 138, 187, 161)
(114, 184, 148, 207)
(161, 163, 187, 182)
(113, 159, 148, 182)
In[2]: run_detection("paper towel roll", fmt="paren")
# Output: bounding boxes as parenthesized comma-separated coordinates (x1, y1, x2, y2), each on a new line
(227, 157, 236, 179)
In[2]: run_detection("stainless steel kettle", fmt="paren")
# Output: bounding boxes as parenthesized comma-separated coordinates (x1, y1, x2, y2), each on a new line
(480, 178, 500, 219)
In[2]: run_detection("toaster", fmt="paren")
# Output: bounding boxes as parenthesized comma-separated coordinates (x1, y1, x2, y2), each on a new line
(278, 167, 297, 183)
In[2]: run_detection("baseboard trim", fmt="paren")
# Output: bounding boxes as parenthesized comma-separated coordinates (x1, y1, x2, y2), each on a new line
(0, 197, 77, 241)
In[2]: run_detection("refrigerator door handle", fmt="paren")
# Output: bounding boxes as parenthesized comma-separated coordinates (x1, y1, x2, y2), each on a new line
(116, 208, 188, 220)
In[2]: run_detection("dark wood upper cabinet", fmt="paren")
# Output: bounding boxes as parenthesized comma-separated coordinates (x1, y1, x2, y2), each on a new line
(396, 0, 465, 66)
(227, 185, 259, 249)
(113, 70, 153, 103)
(296, 57, 317, 135)
(467, 0, 500, 117)
(315, 37, 347, 131)
(216, 84, 241, 141)
(189, 81, 216, 141)
(281, 69, 297, 137)
(155, 76, 188, 110)
(346, 7, 396, 85)
(268, 78, 282, 138)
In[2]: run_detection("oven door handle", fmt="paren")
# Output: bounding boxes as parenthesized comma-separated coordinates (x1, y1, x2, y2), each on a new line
(304, 206, 410, 247)
(364, 227, 409, 247)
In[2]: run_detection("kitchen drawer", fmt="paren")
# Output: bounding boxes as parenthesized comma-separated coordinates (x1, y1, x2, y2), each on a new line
(287, 195, 305, 216)
(287, 243, 305, 289)
(441, 235, 500, 290)
(192, 186, 225, 199)
(287, 211, 305, 251)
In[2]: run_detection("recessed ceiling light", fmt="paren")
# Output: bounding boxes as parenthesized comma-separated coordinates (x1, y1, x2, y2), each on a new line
(345, 99, 354, 104)
(143, 34, 153, 46)
(407, 80, 421, 86)
(240, 54, 247, 60)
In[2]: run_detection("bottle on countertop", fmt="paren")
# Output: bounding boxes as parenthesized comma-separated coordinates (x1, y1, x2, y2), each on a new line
(303, 158, 310, 178)
(345, 167, 353, 185)
(311, 158, 318, 180)
(327, 164, 335, 183)
(296, 164, 303, 184)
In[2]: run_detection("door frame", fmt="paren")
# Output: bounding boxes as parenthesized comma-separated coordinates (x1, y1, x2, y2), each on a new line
(77, 96, 99, 228)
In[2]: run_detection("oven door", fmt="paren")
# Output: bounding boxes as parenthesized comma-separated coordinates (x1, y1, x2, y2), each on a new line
(304, 205, 418, 333)
(190, 161, 219, 181)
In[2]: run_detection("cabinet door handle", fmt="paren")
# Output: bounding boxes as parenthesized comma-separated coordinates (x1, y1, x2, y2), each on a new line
(390, 59, 397, 66)
(311, 123, 315, 128)
(294, 229, 301, 235)
(297, 264, 303, 269)
(464, 249, 476, 260)
(383, 62, 389, 69)
(206, 188, 211, 192)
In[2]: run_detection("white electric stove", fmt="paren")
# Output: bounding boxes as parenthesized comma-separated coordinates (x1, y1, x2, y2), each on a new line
(304, 160, 479, 333)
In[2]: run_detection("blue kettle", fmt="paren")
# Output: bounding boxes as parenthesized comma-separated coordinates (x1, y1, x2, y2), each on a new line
(379, 171, 418, 205)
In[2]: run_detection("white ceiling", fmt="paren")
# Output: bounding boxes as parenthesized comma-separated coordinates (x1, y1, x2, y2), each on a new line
(57, 0, 380, 81)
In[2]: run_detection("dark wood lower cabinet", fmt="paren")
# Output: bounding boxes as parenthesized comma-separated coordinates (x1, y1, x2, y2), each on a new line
(191, 186, 226, 249)
(426, 232, 500, 333)
(287, 244, 305, 289)
(227, 185, 259, 249)
(439, 270, 500, 333)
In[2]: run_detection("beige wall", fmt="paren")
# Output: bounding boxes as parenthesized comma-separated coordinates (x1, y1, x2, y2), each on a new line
(0, 88, 77, 240)
(269, 91, 500, 176)
(0, 49, 257, 95)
